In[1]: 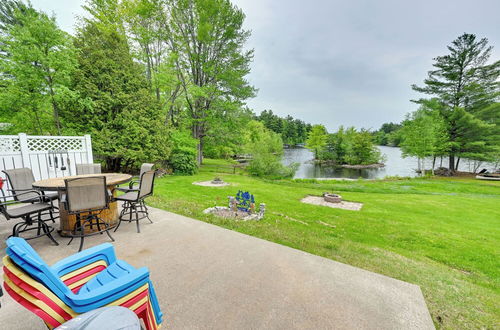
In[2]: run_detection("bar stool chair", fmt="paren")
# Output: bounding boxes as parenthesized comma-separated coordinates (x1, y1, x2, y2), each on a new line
(114, 170, 156, 233)
(116, 163, 154, 193)
(61, 176, 114, 251)
(76, 163, 102, 175)
(3, 168, 59, 222)
(0, 190, 58, 245)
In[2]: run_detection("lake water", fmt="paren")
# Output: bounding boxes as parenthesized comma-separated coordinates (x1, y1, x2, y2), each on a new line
(282, 146, 495, 179)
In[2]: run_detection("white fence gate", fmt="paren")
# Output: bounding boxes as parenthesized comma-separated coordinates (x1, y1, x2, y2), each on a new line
(0, 134, 94, 190)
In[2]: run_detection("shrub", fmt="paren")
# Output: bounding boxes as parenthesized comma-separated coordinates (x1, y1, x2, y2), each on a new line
(170, 147, 197, 175)
(168, 129, 198, 175)
(244, 121, 298, 179)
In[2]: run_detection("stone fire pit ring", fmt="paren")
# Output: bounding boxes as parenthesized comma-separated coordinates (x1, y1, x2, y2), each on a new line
(323, 193, 342, 203)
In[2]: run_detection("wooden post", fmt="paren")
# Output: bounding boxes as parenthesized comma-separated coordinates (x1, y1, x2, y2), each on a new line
(84, 134, 94, 164)
(18, 133, 30, 168)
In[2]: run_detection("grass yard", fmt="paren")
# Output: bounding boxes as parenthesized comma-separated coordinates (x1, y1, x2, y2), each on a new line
(148, 159, 500, 329)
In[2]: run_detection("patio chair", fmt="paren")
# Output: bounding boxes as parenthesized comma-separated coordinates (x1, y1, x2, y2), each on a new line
(61, 176, 114, 252)
(2, 168, 59, 222)
(2, 237, 163, 329)
(76, 163, 102, 175)
(114, 170, 156, 233)
(116, 163, 154, 193)
(0, 190, 58, 245)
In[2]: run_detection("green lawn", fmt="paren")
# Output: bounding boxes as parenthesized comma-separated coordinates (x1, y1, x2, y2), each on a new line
(148, 159, 500, 329)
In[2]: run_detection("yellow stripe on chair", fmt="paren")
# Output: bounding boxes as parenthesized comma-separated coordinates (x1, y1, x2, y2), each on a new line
(3, 256, 78, 318)
(3, 276, 68, 324)
(107, 283, 150, 307)
(60, 260, 108, 282)
(129, 296, 149, 312)
(66, 274, 100, 290)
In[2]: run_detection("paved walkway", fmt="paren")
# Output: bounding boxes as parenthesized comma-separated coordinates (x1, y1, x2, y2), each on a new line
(0, 206, 434, 329)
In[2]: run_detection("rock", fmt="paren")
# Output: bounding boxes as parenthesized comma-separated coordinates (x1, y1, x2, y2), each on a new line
(435, 167, 453, 177)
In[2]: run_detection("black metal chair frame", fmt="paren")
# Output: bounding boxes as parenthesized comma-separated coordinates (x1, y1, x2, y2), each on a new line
(2, 169, 59, 223)
(0, 189, 58, 245)
(116, 163, 154, 194)
(62, 176, 114, 252)
(114, 171, 156, 233)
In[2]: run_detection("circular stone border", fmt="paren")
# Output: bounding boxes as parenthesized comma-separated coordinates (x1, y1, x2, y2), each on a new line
(203, 206, 264, 221)
(193, 181, 230, 187)
(301, 195, 363, 211)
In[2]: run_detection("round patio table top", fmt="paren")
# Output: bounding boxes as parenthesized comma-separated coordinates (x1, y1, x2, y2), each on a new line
(32, 173, 132, 191)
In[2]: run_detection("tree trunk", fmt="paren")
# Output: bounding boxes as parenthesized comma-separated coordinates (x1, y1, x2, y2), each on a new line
(45, 73, 61, 135)
(198, 137, 204, 165)
(192, 124, 203, 165)
(432, 156, 436, 175)
(455, 157, 461, 171)
(449, 154, 455, 172)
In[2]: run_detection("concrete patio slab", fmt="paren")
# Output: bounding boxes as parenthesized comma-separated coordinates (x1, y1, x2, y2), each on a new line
(0, 206, 434, 329)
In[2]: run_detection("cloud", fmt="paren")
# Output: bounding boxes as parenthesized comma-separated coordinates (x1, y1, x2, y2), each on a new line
(30, 0, 500, 131)
(234, 0, 500, 131)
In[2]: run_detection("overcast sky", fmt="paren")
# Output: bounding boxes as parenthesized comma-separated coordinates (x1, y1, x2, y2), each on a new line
(30, 0, 500, 131)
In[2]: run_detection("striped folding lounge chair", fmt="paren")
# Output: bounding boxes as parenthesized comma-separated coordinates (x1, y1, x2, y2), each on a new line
(2, 237, 163, 329)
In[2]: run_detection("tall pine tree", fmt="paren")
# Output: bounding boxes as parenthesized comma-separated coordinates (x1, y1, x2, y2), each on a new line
(412, 33, 500, 170)
(65, 0, 170, 171)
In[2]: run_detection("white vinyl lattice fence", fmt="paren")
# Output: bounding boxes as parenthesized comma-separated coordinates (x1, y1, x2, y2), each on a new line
(0, 134, 93, 190)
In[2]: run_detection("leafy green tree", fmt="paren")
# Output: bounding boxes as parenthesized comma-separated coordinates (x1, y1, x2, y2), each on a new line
(167, 0, 256, 165)
(347, 129, 383, 165)
(400, 107, 449, 173)
(122, 0, 168, 99)
(122, 0, 185, 126)
(203, 107, 253, 158)
(473, 102, 500, 170)
(412, 33, 500, 170)
(0, 5, 76, 134)
(66, 0, 170, 171)
(306, 124, 328, 159)
(0, 0, 30, 36)
(244, 121, 297, 178)
(449, 107, 496, 171)
(323, 127, 382, 165)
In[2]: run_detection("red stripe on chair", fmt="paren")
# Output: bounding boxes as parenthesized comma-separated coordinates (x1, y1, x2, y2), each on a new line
(3, 267, 73, 321)
(121, 289, 149, 309)
(147, 300, 159, 330)
(63, 265, 107, 286)
(71, 284, 85, 294)
(4, 282, 62, 329)
(136, 303, 155, 330)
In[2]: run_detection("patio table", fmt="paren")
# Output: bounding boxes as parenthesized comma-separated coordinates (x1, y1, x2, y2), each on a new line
(33, 173, 132, 237)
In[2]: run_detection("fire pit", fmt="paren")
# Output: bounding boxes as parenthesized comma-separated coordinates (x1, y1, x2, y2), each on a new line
(211, 177, 225, 185)
(323, 193, 342, 203)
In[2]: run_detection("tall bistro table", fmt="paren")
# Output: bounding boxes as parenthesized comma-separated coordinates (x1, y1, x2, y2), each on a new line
(33, 173, 132, 237)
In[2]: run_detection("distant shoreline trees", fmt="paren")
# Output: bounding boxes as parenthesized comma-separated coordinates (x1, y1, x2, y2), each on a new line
(372, 122, 402, 147)
(255, 110, 312, 146)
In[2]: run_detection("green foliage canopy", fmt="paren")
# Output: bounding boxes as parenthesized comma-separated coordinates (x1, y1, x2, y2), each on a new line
(0, 5, 76, 135)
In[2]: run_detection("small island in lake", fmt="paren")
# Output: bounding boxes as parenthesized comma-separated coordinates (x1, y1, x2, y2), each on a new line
(305, 126, 386, 169)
